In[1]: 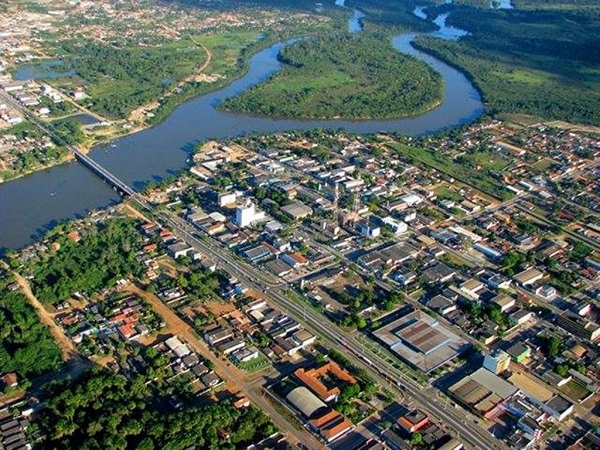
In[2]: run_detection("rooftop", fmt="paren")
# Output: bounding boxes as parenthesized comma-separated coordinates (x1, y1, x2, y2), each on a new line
(373, 309, 469, 373)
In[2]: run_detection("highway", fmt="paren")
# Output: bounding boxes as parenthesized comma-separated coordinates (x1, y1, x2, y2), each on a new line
(4, 89, 505, 447)
(134, 199, 507, 450)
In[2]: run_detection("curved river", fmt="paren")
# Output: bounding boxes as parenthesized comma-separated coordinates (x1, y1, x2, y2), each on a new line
(0, 3, 482, 250)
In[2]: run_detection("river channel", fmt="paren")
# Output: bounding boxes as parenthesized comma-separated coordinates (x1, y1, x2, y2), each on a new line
(0, 1, 482, 250)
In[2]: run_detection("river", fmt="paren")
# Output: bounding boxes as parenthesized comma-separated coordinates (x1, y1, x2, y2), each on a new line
(0, 2, 481, 250)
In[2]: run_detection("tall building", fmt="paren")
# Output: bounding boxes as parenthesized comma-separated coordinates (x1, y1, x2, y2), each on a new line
(234, 201, 265, 228)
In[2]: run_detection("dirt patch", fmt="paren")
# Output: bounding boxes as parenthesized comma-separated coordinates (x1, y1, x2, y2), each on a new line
(121, 202, 151, 222)
(13, 272, 78, 361)
(203, 300, 237, 318)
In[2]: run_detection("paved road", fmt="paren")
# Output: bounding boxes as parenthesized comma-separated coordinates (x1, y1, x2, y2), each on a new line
(134, 201, 507, 450)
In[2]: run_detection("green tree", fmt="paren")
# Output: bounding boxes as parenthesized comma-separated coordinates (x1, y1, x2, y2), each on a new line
(410, 432, 423, 446)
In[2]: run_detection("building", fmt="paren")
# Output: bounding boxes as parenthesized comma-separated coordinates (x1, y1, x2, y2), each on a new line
(459, 279, 485, 298)
(483, 349, 511, 374)
(449, 367, 518, 417)
(543, 395, 573, 421)
(281, 252, 309, 268)
(218, 191, 237, 206)
(204, 327, 234, 346)
(234, 202, 265, 228)
(395, 409, 429, 434)
(286, 386, 327, 418)
(400, 193, 423, 207)
(309, 409, 354, 443)
(491, 294, 515, 313)
(356, 221, 381, 238)
(167, 241, 193, 259)
(294, 361, 357, 403)
(381, 216, 408, 234)
(556, 311, 600, 342)
(506, 342, 532, 364)
(513, 268, 544, 287)
(280, 202, 313, 220)
(373, 308, 469, 373)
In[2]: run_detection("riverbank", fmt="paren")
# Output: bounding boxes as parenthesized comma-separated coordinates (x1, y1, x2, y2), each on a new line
(0, 24, 349, 185)
(0, 4, 485, 250)
(219, 32, 444, 121)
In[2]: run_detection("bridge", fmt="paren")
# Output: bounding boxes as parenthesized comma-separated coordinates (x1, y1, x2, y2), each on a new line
(72, 149, 137, 198)
(0, 90, 137, 198)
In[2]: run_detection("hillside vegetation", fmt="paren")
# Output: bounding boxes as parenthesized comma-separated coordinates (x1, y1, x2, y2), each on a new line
(220, 33, 443, 120)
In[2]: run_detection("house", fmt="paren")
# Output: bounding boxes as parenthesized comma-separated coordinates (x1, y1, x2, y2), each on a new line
(232, 346, 260, 363)
(510, 309, 534, 325)
(506, 342, 532, 364)
(280, 202, 313, 220)
(167, 241, 193, 259)
(536, 285, 557, 299)
(281, 252, 309, 268)
(217, 338, 246, 355)
(286, 329, 317, 355)
(204, 327, 234, 346)
(0, 373, 18, 389)
(460, 279, 485, 298)
(491, 294, 515, 313)
(513, 268, 544, 287)
(233, 396, 250, 409)
(426, 295, 457, 316)
(395, 409, 429, 434)
(201, 371, 222, 387)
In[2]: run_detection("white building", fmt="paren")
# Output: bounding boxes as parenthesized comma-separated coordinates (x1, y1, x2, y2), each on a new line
(234, 202, 265, 228)
(382, 216, 408, 234)
(218, 192, 237, 207)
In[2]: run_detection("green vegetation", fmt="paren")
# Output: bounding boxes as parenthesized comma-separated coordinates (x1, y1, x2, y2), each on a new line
(413, 4, 600, 124)
(388, 141, 513, 199)
(220, 33, 443, 120)
(28, 218, 145, 304)
(49, 39, 207, 119)
(49, 117, 85, 146)
(353, 0, 436, 32)
(39, 367, 276, 449)
(0, 121, 69, 181)
(238, 354, 271, 372)
(0, 271, 62, 386)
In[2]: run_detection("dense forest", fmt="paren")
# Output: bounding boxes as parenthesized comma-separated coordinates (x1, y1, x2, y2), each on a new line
(39, 368, 276, 449)
(220, 33, 443, 120)
(413, 4, 600, 124)
(30, 218, 145, 304)
(0, 271, 62, 384)
(56, 40, 207, 119)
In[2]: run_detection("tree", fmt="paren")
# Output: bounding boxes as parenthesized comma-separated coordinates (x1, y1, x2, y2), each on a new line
(555, 363, 569, 377)
(410, 432, 423, 446)
(545, 336, 562, 358)
(339, 383, 361, 403)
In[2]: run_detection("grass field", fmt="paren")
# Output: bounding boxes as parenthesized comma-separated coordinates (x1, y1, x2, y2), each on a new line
(238, 354, 271, 372)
